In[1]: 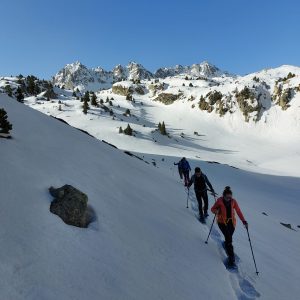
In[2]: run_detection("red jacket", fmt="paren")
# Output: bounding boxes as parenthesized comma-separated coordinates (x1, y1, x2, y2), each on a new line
(211, 197, 246, 227)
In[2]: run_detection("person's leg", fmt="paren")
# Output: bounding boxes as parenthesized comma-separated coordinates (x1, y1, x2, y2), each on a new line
(226, 222, 235, 263)
(218, 223, 234, 261)
(179, 168, 183, 179)
(202, 191, 209, 217)
(195, 191, 204, 218)
(183, 172, 189, 186)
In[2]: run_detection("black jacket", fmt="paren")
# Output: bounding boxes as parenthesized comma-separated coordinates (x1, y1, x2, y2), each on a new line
(188, 173, 213, 193)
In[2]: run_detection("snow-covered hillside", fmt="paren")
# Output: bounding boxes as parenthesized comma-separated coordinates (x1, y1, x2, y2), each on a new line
(1, 92, 300, 300)
(13, 62, 299, 177)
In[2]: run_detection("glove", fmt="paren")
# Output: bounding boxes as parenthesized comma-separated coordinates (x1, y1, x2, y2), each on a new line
(243, 221, 248, 229)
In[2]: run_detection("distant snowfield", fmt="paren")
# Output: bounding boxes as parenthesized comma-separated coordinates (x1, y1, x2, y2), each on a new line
(1, 94, 300, 300)
(25, 81, 300, 177)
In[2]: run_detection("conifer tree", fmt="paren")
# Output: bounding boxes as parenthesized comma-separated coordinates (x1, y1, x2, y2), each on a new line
(26, 76, 36, 95)
(124, 124, 133, 136)
(16, 87, 24, 102)
(159, 121, 167, 135)
(91, 94, 97, 106)
(82, 98, 89, 114)
(0, 108, 12, 134)
(83, 91, 90, 103)
(4, 85, 13, 97)
(119, 126, 123, 133)
(34, 84, 40, 95)
(126, 93, 133, 101)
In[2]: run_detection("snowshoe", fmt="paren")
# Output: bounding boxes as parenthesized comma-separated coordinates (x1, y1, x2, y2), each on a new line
(224, 258, 238, 271)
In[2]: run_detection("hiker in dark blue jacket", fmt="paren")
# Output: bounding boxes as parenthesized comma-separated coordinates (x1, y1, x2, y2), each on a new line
(181, 157, 191, 186)
(188, 167, 215, 222)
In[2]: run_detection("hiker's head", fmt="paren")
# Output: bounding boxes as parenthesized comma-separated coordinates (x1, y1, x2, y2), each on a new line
(223, 186, 232, 200)
(195, 167, 201, 175)
(182, 157, 186, 161)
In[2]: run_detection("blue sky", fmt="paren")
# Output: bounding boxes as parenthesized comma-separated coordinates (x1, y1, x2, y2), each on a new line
(1, 0, 300, 78)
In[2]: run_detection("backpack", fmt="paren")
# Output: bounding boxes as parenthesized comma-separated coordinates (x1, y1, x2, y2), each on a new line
(194, 174, 207, 191)
(181, 160, 190, 171)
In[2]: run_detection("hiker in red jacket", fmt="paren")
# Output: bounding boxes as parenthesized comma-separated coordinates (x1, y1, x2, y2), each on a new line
(211, 186, 248, 267)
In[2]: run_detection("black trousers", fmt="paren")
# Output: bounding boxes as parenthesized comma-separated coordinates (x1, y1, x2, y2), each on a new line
(218, 221, 235, 261)
(195, 190, 208, 217)
(183, 171, 190, 185)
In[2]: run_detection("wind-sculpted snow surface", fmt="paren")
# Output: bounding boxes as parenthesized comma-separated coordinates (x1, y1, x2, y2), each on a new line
(0, 94, 300, 299)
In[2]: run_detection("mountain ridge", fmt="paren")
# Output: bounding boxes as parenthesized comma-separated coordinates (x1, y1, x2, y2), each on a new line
(52, 60, 231, 91)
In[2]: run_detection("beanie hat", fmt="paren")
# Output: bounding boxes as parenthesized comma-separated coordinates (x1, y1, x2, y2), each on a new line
(195, 167, 201, 173)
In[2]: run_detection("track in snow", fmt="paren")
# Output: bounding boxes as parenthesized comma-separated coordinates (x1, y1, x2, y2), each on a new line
(187, 188, 261, 300)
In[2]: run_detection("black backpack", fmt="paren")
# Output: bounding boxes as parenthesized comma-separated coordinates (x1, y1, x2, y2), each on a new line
(194, 174, 207, 191)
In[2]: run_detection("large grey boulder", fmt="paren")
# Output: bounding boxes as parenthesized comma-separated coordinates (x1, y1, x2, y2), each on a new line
(49, 185, 90, 228)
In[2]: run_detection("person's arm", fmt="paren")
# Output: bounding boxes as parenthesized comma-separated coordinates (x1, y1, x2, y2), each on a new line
(234, 200, 247, 226)
(211, 200, 220, 214)
(188, 175, 194, 188)
(204, 175, 214, 192)
(174, 162, 179, 165)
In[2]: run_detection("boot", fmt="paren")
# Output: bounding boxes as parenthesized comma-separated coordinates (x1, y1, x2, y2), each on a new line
(199, 211, 205, 223)
(228, 255, 236, 267)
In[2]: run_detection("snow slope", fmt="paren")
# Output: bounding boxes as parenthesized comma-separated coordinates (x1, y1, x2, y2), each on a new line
(1, 94, 300, 299)
(25, 66, 300, 177)
(3, 62, 300, 177)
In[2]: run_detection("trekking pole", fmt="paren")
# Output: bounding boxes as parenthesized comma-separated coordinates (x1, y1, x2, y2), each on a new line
(205, 194, 217, 244)
(205, 214, 216, 244)
(246, 227, 259, 275)
(186, 188, 190, 208)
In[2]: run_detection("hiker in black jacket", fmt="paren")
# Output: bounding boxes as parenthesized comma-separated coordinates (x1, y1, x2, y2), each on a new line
(188, 167, 215, 222)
